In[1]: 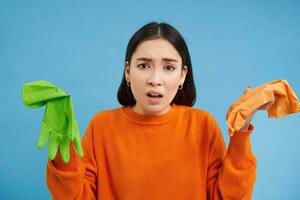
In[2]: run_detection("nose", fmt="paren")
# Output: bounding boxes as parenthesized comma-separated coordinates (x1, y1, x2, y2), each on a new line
(147, 69, 162, 86)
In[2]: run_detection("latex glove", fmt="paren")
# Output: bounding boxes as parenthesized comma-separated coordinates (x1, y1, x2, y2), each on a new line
(22, 80, 84, 163)
(226, 80, 300, 136)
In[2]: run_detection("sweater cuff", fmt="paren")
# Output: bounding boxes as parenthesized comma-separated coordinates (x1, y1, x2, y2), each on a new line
(50, 142, 83, 172)
(227, 123, 256, 161)
(232, 123, 254, 138)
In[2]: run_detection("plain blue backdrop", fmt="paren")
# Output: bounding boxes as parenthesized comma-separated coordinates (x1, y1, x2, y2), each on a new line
(1, 0, 299, 199)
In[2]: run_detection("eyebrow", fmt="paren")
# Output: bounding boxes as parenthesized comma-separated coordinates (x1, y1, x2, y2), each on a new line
(136, 57, 178, 63)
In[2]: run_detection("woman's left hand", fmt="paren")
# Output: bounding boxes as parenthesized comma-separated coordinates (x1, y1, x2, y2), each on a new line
(238, 86, 273, 131)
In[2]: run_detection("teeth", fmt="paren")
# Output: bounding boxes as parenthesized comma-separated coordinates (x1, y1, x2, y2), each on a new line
(148, 93, 161, 97)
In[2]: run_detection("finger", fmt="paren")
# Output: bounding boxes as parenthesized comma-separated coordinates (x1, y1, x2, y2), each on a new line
(60, 137, 70, 164)
(70, 119, 80, 141)
(66, 97, 75, 140)
(48, 132, 59, 160)
(73, 134, 84, 157)
(37, 121, 50, 149)
(243, 86, 252, 94)
(238, 110, 256, 131)
(73, 121, 83, 155)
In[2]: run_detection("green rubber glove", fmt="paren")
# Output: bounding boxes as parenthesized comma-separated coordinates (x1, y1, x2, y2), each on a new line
(22, 80, 84, 163)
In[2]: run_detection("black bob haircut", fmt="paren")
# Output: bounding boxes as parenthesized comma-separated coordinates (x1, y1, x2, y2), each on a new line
(117, 21, 196, 107)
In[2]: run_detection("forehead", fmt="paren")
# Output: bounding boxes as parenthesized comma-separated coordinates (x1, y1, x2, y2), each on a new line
(132, 38, 181, 62)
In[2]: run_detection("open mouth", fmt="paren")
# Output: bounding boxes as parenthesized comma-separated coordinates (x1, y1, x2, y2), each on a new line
(147, 93, 163, 98)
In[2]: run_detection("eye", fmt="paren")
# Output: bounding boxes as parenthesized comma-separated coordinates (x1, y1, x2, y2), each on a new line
(165, 65, 175, 71)
(137, 63, 149, 70)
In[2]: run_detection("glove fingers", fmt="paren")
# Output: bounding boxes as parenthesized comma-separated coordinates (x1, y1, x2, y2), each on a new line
(73, 134, 84, 157)
(60, 138, 70, 164)
(37, 121, 50, 149)
(66, 97, 76, 140)
(71, 120, 80, 140)
(48, 132, 59, 160)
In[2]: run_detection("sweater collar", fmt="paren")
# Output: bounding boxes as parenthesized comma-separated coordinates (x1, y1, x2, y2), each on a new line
(121, 103, 179, 125)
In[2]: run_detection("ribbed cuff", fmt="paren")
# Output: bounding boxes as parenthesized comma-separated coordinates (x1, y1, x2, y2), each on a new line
(227, 123, 256, 161)
(232, 123, 254, 138)
(51, 142, 80, 171)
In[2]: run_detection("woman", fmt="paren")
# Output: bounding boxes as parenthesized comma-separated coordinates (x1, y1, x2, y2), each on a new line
(47, 22, 257, 200)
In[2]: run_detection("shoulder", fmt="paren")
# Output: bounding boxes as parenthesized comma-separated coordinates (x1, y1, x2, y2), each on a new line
(90, 106, 123, 124)
(173, 105, 218, 132)
(179, 105, 215, 122)
(179, 105, 222, 141)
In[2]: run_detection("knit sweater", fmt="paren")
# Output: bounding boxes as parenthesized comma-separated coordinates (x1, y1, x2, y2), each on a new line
(46, 103, 256, 200)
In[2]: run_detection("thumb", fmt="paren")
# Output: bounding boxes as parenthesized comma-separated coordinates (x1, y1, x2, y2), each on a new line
(243, 86, 252, 95)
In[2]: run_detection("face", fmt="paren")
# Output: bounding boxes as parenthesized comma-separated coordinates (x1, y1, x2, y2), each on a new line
(125, 38, 188, 115)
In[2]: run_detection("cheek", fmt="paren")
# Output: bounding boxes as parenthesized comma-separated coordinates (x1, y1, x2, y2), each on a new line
(165, 74, 181, 89)
(164, 76, 181, 99)
(132, 70, 146, 85)
(165, 82, 180, 96)
(130, 71, 146, 96)
(131, 71, 145, 83)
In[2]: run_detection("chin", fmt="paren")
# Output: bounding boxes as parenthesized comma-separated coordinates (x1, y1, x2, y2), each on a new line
(145, 104, 170, 114)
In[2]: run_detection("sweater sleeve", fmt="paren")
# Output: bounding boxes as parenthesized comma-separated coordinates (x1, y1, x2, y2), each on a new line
(46, 117, 98, 200)
(206, 115, 256, 200)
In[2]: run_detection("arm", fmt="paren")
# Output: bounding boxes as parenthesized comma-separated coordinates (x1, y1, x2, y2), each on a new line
(206, 115, 256, 200)
(46, 117, 98, 200)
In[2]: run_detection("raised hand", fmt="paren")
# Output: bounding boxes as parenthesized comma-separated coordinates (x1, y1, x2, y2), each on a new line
(23, 80, 84, 163)
(238, 87, 274, 132)
(38, 96, 83, 163)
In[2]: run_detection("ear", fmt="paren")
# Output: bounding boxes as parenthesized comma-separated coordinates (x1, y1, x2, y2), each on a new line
(124, 61, 130, 82)
(180, 65, 188, 85)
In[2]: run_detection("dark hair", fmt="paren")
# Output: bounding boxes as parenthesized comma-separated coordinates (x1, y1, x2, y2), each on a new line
(117, 21, 196, 107)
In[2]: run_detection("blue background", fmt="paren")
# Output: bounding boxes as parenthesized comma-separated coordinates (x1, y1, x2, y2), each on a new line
(1, 0, 299, 199)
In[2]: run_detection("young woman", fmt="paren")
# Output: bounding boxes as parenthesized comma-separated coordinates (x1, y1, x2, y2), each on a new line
(46, 22, 256, 200)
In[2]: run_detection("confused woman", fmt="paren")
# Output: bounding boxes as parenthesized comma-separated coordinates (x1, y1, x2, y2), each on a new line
(47, 22, 257, 200)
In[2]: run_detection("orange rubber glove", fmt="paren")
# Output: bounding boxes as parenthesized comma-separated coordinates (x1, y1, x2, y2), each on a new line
(226, 79, 300, 137)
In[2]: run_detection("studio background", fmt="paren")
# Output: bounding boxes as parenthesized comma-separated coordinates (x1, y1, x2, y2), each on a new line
(1, 0, 299, 199)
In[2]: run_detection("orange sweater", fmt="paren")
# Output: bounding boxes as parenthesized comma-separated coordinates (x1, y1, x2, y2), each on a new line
(46, 104, 256, 200)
